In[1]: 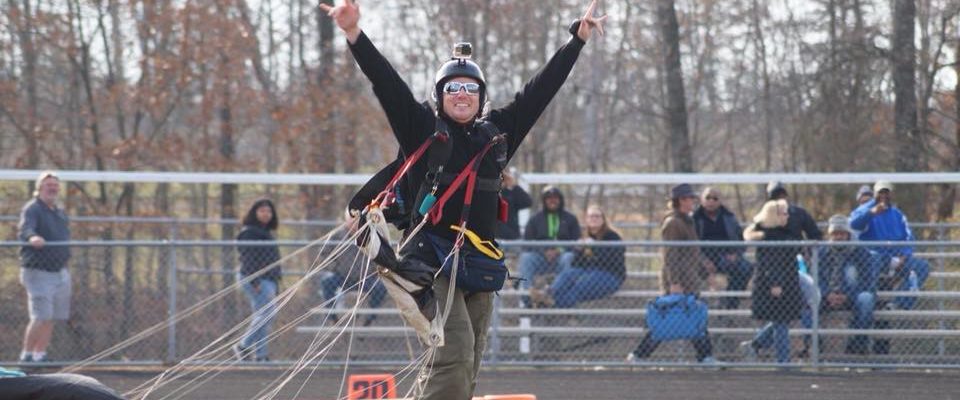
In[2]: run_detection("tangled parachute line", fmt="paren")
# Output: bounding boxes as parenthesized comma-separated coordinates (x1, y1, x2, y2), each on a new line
(57, 202, 469, 400)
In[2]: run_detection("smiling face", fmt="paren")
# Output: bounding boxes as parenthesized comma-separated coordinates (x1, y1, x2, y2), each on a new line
(441, 77, 481, 124)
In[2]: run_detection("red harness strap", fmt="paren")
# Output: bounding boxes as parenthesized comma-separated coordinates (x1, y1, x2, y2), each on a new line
(427, 134, 505, 226)
(373, 132, 448, 208)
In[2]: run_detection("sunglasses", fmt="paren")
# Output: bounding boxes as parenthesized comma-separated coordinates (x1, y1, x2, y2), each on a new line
(443, 81, 481, 96)
(705, 196, 719, 201)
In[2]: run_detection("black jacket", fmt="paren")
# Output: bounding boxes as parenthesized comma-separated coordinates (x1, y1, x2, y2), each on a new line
(496, 185, 532, 240)
(786, 204, 822, 241)
(749, 224, 804, 322)
(348, 31, 584, 244)
(237, 225, 282, 283)
(18, 198, 71, 271)
(572, 230, 626, 281)
(692, 205, 745, 264)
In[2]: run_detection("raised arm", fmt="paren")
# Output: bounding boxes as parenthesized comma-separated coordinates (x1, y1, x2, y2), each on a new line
(489, 0, 607, 160)
(321, 0, 433, 151)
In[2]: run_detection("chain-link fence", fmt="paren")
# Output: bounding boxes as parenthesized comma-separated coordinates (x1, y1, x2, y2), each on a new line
(1, 239, 958, 368)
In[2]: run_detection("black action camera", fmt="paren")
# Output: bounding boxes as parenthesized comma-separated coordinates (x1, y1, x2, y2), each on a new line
(453, 42, 473, 59)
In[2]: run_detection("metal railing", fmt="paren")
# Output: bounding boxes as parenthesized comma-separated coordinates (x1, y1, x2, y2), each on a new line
(1, 240, 957, 369)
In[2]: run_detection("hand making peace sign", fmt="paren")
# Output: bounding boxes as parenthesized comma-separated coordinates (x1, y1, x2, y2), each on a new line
(577, 0, 608, 42)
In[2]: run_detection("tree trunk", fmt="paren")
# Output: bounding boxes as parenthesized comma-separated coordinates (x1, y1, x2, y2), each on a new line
(892, 0, 924, 219)
(657, 0, 693, 172)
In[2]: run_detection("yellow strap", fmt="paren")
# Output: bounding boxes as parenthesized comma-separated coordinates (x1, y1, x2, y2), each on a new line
(449, 225, 504, 261)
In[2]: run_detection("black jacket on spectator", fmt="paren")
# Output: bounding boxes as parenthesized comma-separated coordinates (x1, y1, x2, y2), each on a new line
(18, 198, 71, 271)
(786, 204, 822, 241)
(749, 225, 804, 322)
(496, 185, 532, 240)
(237, 225, 282, 284)
(692, 205, 744, 265)
(572, 230, 625, 281)
(523, 191, 581, 250)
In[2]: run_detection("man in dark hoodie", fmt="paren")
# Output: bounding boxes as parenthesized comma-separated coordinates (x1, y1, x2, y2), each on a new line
(517, 186, 581, 307)
(693, 187, 750, 309)
(766, 181, 822, 242)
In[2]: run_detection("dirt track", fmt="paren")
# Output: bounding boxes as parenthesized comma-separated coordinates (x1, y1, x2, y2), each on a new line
(70, 367, 960, 400)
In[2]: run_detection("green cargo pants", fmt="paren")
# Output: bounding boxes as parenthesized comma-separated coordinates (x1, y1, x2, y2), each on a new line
(420, 275, 494, 400)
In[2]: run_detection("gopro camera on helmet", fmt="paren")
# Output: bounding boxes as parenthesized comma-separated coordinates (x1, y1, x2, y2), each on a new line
(453, 42, 473, 60)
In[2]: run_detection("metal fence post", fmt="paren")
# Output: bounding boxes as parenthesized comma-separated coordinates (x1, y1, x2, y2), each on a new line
(809, 246, 820, 370)
(166, 240, 178, 364)
(936, 226, 946, 357)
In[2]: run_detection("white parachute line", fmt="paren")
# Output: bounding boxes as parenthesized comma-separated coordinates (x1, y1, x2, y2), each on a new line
(175, 230, 367, 400)
(127, 225, 359, 399)
(131, 245, 355, 400)
(287, 252, 375, 400)
(64, 222, 349, 376)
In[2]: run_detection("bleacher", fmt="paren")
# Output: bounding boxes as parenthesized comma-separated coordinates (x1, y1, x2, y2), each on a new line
(296, 248, 960, 366)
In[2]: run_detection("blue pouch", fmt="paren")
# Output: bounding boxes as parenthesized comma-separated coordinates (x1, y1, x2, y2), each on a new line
(645, 294, 708, 341)
(425, 233, 507, 293)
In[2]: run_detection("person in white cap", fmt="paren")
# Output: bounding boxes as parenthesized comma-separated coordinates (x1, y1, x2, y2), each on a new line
(850, 181, 929, 310)
(850, 181, 930, 355)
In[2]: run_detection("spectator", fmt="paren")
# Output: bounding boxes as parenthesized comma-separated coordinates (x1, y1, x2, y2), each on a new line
(17, 171, 71, 363)
(850, 180, 929, 310)
(855, 185, 873, 206)
(799, 215, 879, 356)
(532, 205, 625, 308)
(766, 181, 823, 242)
(693, 187, 751, 309)
(627, 184, 715, 364)
(740, 199, 804, 364)
(517, 186, 581, 307)
(319, 227, 388, 326)
(495, 170, 533, 241)
(850, 180, 930, 355)
(234, 199, 283, 362)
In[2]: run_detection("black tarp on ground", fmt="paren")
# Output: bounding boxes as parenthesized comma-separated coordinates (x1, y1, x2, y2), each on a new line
(0, 373, 124, 400)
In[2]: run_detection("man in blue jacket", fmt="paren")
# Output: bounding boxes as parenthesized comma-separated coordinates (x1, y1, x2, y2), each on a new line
(849, 180, 929, 310)
(801, 215, 879, 355)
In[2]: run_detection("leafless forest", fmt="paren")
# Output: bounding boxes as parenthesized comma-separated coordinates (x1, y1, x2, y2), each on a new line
(1, 0, 959, 228)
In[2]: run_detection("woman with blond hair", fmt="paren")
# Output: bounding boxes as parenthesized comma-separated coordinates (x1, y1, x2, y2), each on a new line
(740, 199, 804, 364)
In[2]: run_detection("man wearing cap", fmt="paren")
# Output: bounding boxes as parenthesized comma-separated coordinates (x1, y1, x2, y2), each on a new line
(519, 186, 581, 307)
(17, 171, 71, 363)
(850, 180, 929, 312)
(627, 183, 716, 363)
(801, 215, 880, 355)
(693, 187, 750, 309)
(322, 0, 606, 397)
(766, 181, 823, 242)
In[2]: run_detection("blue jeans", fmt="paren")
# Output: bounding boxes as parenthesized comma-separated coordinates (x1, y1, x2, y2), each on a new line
(802, 291, 876, 353)
(320, 272, 387, 309)
(891, 257, 930, 309)
(239, 276, 278, 359)
(549, 268, 621, 308)
(753, 322, 791, 363)
(517, 251, 575, 291)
